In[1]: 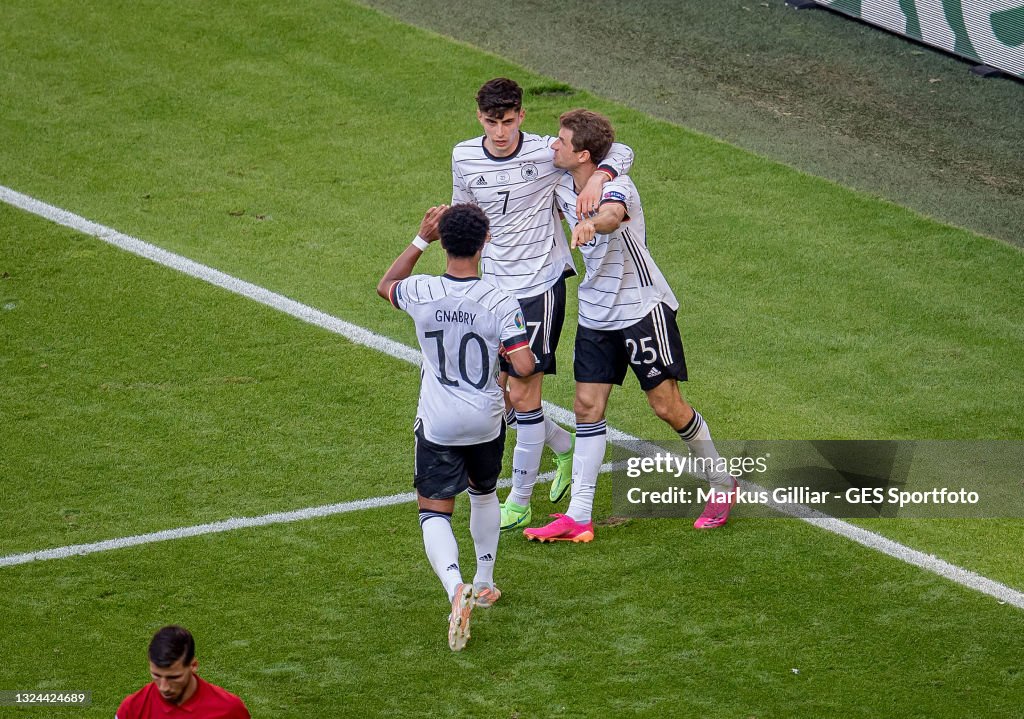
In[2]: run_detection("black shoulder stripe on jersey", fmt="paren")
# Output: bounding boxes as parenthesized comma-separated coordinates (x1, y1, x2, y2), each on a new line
(477, 286, 499, 306)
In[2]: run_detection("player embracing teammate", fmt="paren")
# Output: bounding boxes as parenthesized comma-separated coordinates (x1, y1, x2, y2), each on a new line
(451, 79, 736, 541)
(524, 109, 738, 542)
(451, 78, 635, 532)
(380, 80, 737, 650)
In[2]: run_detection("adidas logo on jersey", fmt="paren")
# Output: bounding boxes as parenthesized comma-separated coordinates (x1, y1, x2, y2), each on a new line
(646, 367, 662, 379)
(474, 176, 488, 186)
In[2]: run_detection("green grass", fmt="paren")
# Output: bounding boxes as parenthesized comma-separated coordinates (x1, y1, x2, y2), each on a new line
(2, 1, 1024, 717)
(3, 501, 1024, 718)
(0, 204, 425, 555)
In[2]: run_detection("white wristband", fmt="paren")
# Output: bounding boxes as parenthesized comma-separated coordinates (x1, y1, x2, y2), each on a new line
(411, 236, 430, 251)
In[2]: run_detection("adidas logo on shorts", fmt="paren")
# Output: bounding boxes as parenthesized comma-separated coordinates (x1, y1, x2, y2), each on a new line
(646, 367, 662, 379)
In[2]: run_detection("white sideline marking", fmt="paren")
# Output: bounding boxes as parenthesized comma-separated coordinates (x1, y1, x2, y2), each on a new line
(0, 185, 421, 366)
(0, 464, 622, 569)
(0, 492, 417, 568)
(2, 185, 1023, 611)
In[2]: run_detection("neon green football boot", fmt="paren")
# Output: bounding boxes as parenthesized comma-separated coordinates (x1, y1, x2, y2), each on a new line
(499, 500, 532, 531)
(548, 435, 575, 503)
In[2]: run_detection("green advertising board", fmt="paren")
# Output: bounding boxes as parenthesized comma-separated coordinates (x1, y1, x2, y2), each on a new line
(814, 0, 1024, 78)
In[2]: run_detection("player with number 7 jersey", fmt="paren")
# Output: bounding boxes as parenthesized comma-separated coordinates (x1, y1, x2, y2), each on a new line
(453, 78, 635, 531)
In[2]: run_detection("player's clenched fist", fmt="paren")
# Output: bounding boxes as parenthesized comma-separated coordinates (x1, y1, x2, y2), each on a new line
(571, 220, 597, 249)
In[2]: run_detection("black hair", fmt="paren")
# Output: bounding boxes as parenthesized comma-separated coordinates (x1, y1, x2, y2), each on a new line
(148, 625, 195, 668)
(439, 204, 489, 259)
(476, 78, 522, 118)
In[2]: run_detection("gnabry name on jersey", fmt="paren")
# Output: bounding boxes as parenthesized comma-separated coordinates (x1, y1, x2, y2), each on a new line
(435, 309, 477, 324)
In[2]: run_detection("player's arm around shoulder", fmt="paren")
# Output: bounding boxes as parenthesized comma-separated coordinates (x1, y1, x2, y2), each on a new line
(575, 141, 635, 219)
(376, 205, 448, 303)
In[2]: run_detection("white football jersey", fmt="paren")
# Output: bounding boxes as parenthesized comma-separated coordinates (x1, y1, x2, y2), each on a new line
(390, 274, 528, 445)
(554, 174, 678, 330)
(452, 133, 633, 299)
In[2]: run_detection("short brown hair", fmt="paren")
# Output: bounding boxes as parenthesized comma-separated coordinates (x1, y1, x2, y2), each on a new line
(559, 109, 614, 165)
(476, 78, 522, 118)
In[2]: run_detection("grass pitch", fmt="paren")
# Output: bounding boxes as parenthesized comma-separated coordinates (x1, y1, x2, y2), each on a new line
(2, 1, 1023, 717)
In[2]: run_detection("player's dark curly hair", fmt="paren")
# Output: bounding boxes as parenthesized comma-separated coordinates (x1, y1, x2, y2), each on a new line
(148, 625, 195, 668)
(476, 78, 522, 118)
(559, 109, 614, 165)
(439, 204, 490, 259)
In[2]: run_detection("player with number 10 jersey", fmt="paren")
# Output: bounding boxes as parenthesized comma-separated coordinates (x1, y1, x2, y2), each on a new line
(393, 274, 529, 446)
(378, 204, 536, 651)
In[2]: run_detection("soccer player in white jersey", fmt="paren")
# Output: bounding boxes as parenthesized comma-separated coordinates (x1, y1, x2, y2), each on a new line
(452, 78, 635, 532)
(377, 204, 537, 650)
(523, 109, 738, 543)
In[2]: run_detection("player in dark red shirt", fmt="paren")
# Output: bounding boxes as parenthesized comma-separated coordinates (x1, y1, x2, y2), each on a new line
(116, 626, 250, 719)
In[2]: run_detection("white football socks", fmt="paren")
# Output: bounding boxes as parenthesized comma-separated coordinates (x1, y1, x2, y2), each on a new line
(677, 409, 734, 491)
(544, 416, 573, 455)
(566, 420, 607, 523)
(419, 511, 462, 601)
(507, 407, 545, 507)
(468, 489, 499, 586)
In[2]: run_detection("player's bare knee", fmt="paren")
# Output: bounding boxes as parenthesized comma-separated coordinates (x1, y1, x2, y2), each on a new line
(508, 375, 542, 409)
(647, 393, 681, 425)
(574, 396, 604, 424)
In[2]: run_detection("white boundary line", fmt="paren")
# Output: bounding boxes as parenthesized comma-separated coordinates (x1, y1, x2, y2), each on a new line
(0, 463, 618, 569)
(2, 184, 1022, 611)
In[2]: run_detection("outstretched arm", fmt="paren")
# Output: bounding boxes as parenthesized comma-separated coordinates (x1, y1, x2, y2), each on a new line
(376, 205, 448, 300)
(570, 201, 627, 249)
